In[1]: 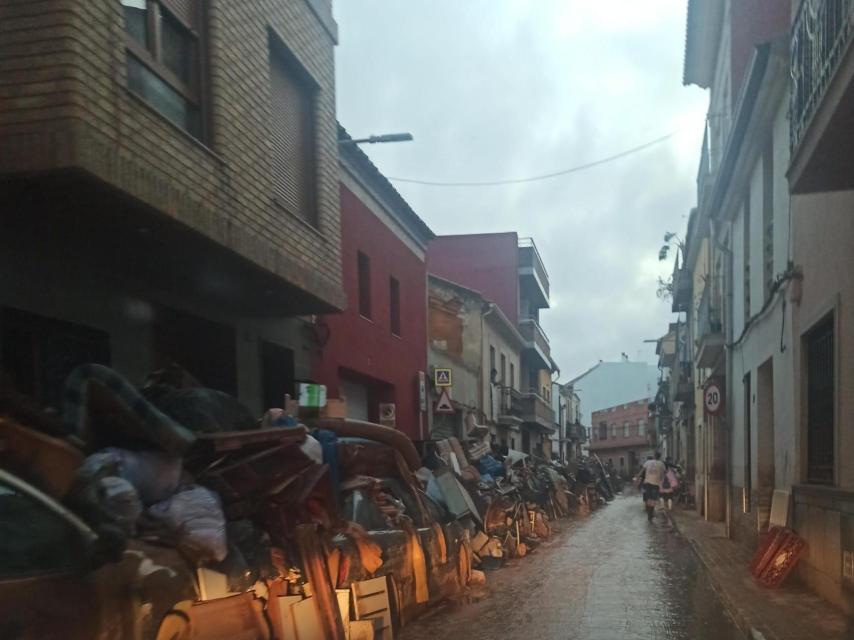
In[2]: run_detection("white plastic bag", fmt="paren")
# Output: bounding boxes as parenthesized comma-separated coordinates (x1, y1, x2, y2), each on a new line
(147, 485, 227, 563)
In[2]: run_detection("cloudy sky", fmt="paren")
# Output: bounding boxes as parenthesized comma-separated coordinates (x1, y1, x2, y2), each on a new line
(333, 0, 708, 381)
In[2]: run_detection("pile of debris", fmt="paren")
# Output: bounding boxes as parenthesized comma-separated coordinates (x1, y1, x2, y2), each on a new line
(0, 364, 472, 639)
(420, 434, 617, 571)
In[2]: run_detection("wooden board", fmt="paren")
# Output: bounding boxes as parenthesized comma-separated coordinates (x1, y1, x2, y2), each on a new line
(292, 597, 325, 640)
(351, 577, 392, 640)
(273, 595, 302, 640)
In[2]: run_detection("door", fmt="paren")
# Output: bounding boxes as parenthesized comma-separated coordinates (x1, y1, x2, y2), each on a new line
(341, 377, 369, 421)
(260, 340, 296, 409)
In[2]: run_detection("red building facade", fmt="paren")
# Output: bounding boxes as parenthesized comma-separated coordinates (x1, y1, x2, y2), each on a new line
(589, 398, 655, 478)
(427, 233, 521, 325)
(312, 128, 434, 440)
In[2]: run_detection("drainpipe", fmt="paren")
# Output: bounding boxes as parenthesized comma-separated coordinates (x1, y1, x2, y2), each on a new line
(482, 303, 496, 433)
(712, 216, 735, 538)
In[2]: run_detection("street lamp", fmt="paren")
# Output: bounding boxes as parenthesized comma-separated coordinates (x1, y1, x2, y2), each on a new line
(338, 133, 413, 146)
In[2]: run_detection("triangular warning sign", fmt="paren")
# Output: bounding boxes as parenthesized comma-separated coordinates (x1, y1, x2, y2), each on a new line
(435, 369, 451, 386)
(435, 389, 454, 414)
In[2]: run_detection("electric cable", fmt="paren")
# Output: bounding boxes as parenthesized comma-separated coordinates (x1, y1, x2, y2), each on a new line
(387, 129, 683, 187)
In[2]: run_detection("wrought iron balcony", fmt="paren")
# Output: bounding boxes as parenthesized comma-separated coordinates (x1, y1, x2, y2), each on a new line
(696, 284, 724, 368)
(790, 0, 854, 192)
(672, 267, 693, 313)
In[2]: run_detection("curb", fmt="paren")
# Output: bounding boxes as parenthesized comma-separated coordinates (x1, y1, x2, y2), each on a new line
(666, 510, 761, 640)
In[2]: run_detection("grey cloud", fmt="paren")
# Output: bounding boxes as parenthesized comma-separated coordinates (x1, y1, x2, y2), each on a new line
(334, 0, 706, 377)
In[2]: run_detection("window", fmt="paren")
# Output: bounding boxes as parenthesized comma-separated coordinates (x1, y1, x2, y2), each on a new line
(623, 421, 630, 437)
(762, 142, 774, 302)
(0, 482, 87, 578)
(357, 252, 371, 318)
(1, 307, 110, 410)
(510, 363, 515, 390)
(500, 354, 506, 386)
(121, 0, 205, 139)
(389, 277, 401, 336)
(609, 423, 616, 438)
(807, 316, 834, 484)
(598, 422, 607, 441)
(638, 420, 646, 437)
(489, 346, 496, 382)
(269, 37, 317, 225)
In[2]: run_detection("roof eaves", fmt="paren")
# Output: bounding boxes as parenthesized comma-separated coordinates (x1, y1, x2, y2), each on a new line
(338, 123, 435, 246)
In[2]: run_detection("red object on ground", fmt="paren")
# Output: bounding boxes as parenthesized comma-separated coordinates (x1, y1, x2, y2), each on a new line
(750, 525, 785, 576)
(752, 527, 808, 588)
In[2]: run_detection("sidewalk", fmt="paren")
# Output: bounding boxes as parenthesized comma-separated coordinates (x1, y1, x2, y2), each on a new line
(669, 507, 854, 640)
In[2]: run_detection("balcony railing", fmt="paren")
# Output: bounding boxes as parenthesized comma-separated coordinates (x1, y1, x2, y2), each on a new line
(696, 283, 724, 368)
(519, 317, 551, 362)
(696, 124, 716, 210)
(518, 238, 550, 305)
(566, 423, 587, 442)
(520, 390, 555, 430)
(672, 267, 693, 313)
(499, 386, 524, 415)
(697, 284, 722, 338)
(791, 0, 854, 152)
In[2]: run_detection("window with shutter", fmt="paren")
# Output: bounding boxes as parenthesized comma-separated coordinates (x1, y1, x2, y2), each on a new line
(269, 44, 317, 226)
(807, 316, 834, 484)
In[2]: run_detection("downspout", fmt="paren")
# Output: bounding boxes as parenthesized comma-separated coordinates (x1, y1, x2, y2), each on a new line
(482, 303, 496, 430)
(712, 216, 735, 538)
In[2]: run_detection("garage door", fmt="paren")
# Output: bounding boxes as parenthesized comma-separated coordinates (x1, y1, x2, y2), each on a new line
(340, 378, 369, 421)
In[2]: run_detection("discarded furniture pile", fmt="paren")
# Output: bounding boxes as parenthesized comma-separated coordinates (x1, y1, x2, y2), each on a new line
(419, 435, 617, 572)
(0, 364, 473, 640)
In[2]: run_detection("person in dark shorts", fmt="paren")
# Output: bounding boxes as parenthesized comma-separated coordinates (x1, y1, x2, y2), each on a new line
(636, 451, 666, 521)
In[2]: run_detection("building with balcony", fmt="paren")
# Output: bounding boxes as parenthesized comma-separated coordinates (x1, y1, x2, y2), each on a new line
(673, 0, 854, 614)
(427, 274, 524, 448)
(0, 0, 343, 413)
(426, 233, 557, 454)
(589, 399, 654, 479)
(789, 0, 854, 193)
(311, 127, 434, 440)
(787, 0, 854, 610)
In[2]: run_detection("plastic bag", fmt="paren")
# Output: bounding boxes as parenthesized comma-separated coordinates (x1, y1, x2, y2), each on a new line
(146, 485, 227, 563)
(93, 476, 143, 536)
(78, 448, 181, 505)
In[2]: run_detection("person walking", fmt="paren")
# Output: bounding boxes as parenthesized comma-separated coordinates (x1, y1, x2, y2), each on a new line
(660, 457, 680, 510)
(636, 451, 666, 521)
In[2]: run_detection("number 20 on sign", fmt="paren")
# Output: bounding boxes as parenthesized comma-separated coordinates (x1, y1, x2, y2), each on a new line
(704, 382, 723, 416)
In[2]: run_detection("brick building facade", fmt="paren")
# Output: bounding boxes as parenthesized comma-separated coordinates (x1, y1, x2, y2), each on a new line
(0, 0, 344, 412)
(589, 398, 655, 478)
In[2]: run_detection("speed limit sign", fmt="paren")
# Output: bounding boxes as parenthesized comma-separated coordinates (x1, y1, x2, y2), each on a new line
(704, 382, 724, 416)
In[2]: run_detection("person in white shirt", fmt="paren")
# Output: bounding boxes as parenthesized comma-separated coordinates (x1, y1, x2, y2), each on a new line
(637, 451, 666, 522)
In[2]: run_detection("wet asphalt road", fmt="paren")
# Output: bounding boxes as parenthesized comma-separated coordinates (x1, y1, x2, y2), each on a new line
(402, 494, 742, 640)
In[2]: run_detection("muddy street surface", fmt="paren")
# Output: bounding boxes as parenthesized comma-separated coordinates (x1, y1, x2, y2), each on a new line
(402, 494, 741, 640)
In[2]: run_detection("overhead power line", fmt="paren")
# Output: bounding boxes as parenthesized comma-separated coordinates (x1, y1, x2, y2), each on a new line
(387, 129, 681, 187)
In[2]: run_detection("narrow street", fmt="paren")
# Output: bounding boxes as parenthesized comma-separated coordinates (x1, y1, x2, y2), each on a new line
(403, 495, 741, 640)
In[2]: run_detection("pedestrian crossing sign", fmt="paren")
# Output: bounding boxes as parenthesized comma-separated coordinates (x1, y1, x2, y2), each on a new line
(435, 389, 454, 414)
(434, 368, 452, 387)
